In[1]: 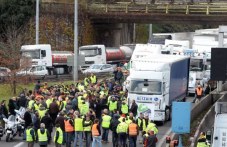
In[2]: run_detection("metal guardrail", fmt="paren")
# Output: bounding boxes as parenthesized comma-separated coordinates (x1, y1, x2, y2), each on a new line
(87, 3, 227, 15)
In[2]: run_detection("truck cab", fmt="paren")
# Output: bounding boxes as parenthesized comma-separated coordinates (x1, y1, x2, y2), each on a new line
(211, 102, 227, 147)
(21, 44, 52, 67)
(79, 45, 106, 70)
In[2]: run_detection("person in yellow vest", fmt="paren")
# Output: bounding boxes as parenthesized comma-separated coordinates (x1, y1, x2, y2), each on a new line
(73, 113, 83, 147)
(118, 114, 126, 123)
(34, 101, 41, 112)
(146, 120, 159, 135)
(38, 104, 47, 119)
(60, 97, 67, 111)
(92, 119, 102, 147)
(197, 132, 209, 147)
(37, 123, 49, 147)
(136, 113, 144, 144)
(26, 124, 35, 147)
(45, 96, 53, 109)
(117, 118, 128, 147)
(108, 97, 117, 116)
(80, 101, 89, 116)
(27, 96, 35, 110)
(128, 119, 139, 147)
(126, 116, 133, 125)
(90, 73, 97, 84)
(54, 123, 63, 147)
(83, 115, 93, 147)
(84, 76, 90, 87)
(142, 114, 149, 132)
(121, 101, 129, 115)
(101, 109, 112, 143)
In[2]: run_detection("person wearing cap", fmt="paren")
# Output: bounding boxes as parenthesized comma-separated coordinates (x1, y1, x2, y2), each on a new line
(128, 119, 139, 147)
(197, 132, 209, 147)
(101, 109, 112, 143)
(83, 115, 93, 147)
(54, 123, 63, 147)
(117, 118, 128, 147)
(37, 123, 49, 147)
(26, 124, 35, 147)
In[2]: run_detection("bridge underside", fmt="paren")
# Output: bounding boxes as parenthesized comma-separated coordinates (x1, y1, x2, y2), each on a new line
(89, 13, 227, 24)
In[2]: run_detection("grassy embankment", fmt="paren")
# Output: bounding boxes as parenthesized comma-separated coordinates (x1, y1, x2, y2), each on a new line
(0, 80, 74, 103)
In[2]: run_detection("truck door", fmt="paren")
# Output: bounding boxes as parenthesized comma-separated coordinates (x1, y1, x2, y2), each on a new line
(213, 128, 227, 147)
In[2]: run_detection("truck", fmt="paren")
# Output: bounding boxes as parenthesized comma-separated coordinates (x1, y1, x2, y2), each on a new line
(20, 44, 76, 75)
(126, 54, 190, 124)
(78, 45, 133, 70)
(211, 102, 227, 147)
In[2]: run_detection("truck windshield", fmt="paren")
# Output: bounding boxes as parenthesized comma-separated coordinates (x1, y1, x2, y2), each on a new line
(21, 50, 40, 59)
(80, 49, 98, 57)
(190, 59, 203, 71)
(130, 80, 162, 95)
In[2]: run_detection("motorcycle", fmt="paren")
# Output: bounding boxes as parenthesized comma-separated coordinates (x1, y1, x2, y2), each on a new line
(3, 115, 21, 142)
(15, 108, 26, 136)
(0, 116, 4, 140)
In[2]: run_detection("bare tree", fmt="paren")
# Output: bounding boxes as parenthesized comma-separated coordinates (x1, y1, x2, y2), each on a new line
(0, 25, 32, 94)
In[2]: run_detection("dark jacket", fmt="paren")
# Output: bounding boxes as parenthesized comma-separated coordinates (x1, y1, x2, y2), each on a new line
(8, 99, 17, 115)
(17, 96, 27, 108)
(110, 115, 120, 132)
(24, 111, 32, 128)
(146, 135, 157, 147)
(41, 115, 53, 130)
(49, 102, 59, 114)
(0, 104, 8, 118)
(33, 114, 40, 130)
(55, 116, 65, 131)
(130, 102, 138, 116)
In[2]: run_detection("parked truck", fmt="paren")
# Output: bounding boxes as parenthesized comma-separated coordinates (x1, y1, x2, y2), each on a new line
(126, 54, 190, 124)
(20, 44, 82, 75)
(78, 45, 133, 70)
(211, 102, 227, 147)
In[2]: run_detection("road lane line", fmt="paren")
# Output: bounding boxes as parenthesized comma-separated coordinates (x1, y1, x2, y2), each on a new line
(13, 142, 25, 147)
(157, 128, 172, 147)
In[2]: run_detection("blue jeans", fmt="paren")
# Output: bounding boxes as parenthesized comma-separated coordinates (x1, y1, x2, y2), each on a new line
(85, 131, 92, 147)
(129, 136, 137, 147)
(92, 136, 102, 147)
(65, 132, 73, 147)
(102, 128, 109, 142)
(73, 131, 83, 147)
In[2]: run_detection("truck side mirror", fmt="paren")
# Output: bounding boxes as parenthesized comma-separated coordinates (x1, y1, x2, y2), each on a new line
(41, 50, 46, 57)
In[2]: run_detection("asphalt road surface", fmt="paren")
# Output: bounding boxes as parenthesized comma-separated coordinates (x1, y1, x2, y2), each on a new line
(0, 97, 195, 147)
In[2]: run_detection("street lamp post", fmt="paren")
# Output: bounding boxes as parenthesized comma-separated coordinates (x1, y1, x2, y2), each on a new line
(36, 0, 39, 44)
(74, 0, 78, 82)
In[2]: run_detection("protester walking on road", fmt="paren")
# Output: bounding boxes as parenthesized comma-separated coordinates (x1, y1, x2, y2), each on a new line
(37, 123, 49, 147)
(92, 119, 102, 147)
(26, 124, 35, 147)
(64, 113, 74, 147)
(128, 119, 139, 147)
(54, 124, 63, 147)
(110, 114, 120, 147)
(117, 118, 128, 147)
(101, 109, 112, 143)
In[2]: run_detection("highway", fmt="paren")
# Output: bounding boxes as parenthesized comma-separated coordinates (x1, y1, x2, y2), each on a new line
(0, 97, 195, 147)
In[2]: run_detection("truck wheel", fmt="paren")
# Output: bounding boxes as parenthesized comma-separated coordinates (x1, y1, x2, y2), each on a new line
(165, 108, 171, 121)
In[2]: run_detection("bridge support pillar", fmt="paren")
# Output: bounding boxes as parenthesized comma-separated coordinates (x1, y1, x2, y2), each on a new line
(94, 23, 134, 46)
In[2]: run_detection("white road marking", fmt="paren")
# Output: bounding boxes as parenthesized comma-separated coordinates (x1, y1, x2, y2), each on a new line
(157, 128, 172, 147)
(13, 142, 25, 147)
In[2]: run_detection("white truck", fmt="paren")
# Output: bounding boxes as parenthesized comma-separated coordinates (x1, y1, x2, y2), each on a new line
(211, 102, 227, 147)
(126, 54, 190, 124)
(79, 45, 133, 70)
(20, 44, 83, 75)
